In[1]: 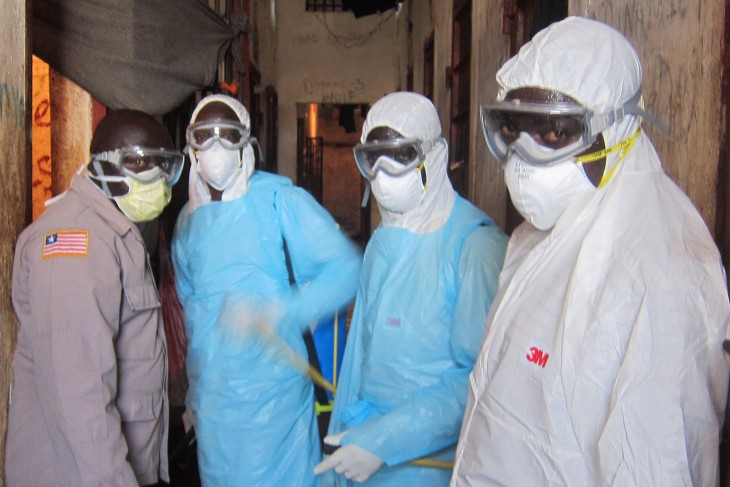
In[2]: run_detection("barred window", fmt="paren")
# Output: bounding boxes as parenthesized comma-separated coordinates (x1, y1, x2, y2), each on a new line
(306, 0, 344, 12)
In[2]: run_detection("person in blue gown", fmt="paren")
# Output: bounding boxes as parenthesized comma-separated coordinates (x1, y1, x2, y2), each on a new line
(314, 91, 508, 486)
(172, 94, 361, 487)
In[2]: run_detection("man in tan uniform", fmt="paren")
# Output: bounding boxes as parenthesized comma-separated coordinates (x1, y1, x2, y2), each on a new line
(6, 109, 183, 486)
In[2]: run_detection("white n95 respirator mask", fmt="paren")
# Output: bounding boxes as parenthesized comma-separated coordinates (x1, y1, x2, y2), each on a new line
(196, 143, 242, 191)
(505, 154, 594, 231)
(370, 157, 426, 214)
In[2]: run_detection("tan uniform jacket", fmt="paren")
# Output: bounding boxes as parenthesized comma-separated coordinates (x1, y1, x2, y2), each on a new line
(6, 175, 169, 486)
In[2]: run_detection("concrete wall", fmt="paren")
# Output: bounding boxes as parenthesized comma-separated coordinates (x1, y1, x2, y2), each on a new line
(275, 0, 400, 181)
(0, 0, 30, 481)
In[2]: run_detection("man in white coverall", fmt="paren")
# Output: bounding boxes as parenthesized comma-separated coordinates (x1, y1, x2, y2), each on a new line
(451, 16, 730, 486)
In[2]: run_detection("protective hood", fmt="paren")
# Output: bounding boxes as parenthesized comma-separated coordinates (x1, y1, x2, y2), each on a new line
(497, 16, 644, 176)
(187, 94, 256, 212)
(362, 92, 456, 232)
(452, 17, 730, 487)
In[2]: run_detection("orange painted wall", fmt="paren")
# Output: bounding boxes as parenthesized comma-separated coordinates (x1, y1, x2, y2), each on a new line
(31, 56, 52, 220)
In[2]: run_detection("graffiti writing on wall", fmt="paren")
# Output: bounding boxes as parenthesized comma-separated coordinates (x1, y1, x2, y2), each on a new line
(32, 95, 53, 218)
(32, 55, 53, 220)
(302, 78, 366, 103)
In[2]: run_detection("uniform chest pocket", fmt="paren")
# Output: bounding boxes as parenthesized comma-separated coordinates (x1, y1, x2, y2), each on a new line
(119, 283, 161, 359)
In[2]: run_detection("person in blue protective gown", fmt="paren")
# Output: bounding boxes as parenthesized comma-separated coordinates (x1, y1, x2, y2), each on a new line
(171, 94, 362, 487)
(313, 91, 508, 486)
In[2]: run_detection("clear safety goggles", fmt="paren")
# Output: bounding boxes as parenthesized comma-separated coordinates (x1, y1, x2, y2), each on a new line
(92, 146, 184, 186)
(353, 137, 442, 179)
(186, 120, 251, 151)
(480, 101, 599, 165)
(480, 89, 662, 166)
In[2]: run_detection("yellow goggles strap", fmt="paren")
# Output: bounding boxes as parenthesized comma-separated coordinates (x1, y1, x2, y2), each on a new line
(575, 127, 642, 188)
(417, 160, 428, 192)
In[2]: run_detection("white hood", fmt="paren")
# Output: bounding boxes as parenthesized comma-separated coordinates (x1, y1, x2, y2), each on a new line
(362, 91, 456, 232)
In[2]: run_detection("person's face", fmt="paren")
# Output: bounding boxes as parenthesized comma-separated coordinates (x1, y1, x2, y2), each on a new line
(189, 101, 245, 200)
(362, 126, 428, 185)
(503, 87, 606, 187)
(88, 110, 176, 196)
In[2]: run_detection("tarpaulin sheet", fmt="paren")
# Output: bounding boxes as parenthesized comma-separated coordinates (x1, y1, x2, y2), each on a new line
(33, 0, 239, 114)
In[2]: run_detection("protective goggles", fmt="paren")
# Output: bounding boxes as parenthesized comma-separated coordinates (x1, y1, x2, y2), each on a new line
(186, 120, 250, 151)
(92, 146, 184, 185)
(480, 89, 661, 166)
(480, 101, 599, 165)
(353, 137, 442, 179)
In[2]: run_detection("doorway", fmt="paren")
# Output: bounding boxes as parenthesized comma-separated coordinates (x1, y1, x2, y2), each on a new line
(296, 102, 371, 248)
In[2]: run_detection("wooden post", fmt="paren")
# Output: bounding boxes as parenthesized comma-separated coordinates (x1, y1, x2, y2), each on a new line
(0, 0, 31, 483)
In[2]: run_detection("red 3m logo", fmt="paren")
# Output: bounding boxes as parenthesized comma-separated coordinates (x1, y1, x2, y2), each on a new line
(526, 346, 549, 368)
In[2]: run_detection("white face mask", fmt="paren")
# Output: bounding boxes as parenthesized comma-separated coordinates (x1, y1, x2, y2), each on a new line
(504, 154, 594, 231)
(196, 142, 242, 191)
(370, 157, 426, 214)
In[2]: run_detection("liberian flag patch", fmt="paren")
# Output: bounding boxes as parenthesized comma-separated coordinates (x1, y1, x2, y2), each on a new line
(42, 230, 89, 258)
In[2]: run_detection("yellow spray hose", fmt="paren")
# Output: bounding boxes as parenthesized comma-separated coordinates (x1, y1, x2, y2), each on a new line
(257, 322, 336, 394)
(255, 320, 455, 471)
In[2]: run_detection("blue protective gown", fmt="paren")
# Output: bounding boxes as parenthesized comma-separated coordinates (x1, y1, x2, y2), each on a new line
(172, 171, 361, 487)
(325, 196, 507, 486)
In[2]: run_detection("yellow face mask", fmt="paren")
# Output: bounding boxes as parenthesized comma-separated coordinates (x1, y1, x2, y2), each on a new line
(113, 175, 171, 222)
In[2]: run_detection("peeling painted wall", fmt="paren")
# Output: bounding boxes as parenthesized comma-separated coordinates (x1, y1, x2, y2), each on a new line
(32, 56, 52, 220)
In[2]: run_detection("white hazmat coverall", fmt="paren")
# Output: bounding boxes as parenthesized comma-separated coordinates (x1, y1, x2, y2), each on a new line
(452, 16, 730, 487)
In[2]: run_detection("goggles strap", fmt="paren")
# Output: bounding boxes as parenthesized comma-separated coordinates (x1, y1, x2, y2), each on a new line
(361, 183, 371, 208)
(591, 90, 669, 136)
(416, 161, 428, 192)
(90, 158, 114, 197)
(575, 128, 642, 188)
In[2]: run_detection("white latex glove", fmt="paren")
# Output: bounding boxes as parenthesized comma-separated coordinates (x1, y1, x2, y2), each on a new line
(313, 431, 384, 483)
